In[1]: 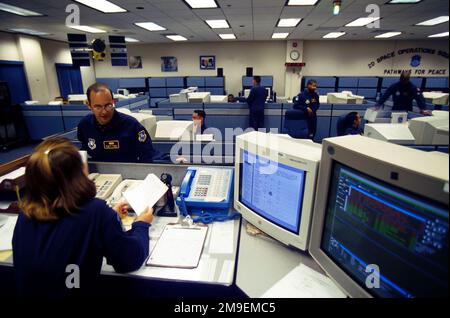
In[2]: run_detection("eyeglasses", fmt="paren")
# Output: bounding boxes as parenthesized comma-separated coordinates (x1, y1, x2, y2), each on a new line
(92, 103, 114, 112)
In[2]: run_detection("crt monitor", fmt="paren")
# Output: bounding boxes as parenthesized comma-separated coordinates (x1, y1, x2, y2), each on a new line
(234, 131, 322, 251)
(309, 135, 449, 298)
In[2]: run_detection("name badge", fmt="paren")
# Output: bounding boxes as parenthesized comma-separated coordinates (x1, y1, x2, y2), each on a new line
(103, 140, 120, 150)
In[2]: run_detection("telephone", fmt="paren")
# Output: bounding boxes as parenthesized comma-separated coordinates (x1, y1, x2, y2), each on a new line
(106, 179, 143, 207)
(88, 173, 123, 200)
(176, 167, 237, 223)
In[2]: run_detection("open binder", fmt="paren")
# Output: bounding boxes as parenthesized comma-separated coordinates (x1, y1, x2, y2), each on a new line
(147, 223, 208, 269)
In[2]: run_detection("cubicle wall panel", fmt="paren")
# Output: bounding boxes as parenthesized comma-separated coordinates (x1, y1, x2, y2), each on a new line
(206, 87, 225, 95)
(205, 77, 224, 87)
(358, 77, 379, 88)
(357, 88, 378, 99)
(96, 78, 119, 92)
(149, 98, 167, 107)
(167, 87, 182, 95)
(166, 77, 185, 87)
(21, 108, 65, 140)
(338, 77, 358, 88)
(187, 77, 205, 87)
(149, 88, 167, 97)
(314, 117, 332, 143)
(119, 78, 146, 88)
(318, 88, 336, 95)
(148, 78, 166, 88)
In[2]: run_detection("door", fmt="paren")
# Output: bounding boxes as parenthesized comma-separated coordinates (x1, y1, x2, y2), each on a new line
(55, 63, 83, 98)
(0, 60, 31, 105)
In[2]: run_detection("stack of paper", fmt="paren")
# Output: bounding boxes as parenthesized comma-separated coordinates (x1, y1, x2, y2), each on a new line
(261, 264, 347, 298)
(0, 216, 18, 251)
(0, 167, 26, 185)
(123, 174, 168, 215)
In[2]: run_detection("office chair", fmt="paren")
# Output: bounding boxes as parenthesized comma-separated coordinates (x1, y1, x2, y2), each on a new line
(283, 110, 310, 139)
(336, 114, 349, 136)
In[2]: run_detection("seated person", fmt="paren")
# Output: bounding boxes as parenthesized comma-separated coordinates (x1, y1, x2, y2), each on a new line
(13, 137, 153, 298)
(228, 94, 237, 103)
(192, 109, 208, 134)
(343, 112, 363, 135)
(77, 83, 161, 163)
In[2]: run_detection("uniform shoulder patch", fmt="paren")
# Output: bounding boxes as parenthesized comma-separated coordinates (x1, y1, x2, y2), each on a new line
(138, 130, 147, 143)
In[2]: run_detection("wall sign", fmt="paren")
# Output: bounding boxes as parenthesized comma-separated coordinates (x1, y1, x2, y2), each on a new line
(367, 47, 449, 76)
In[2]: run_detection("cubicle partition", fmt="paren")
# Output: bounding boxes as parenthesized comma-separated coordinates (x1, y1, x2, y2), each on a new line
(20, 105, 65, 140)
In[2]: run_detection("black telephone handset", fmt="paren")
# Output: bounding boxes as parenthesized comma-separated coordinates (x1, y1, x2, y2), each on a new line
(156, 173, 177, 217)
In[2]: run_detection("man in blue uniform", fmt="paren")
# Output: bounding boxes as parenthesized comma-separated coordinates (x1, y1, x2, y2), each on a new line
(377, 72, 431, 115)
(343, 112, 363, 135)
(192, 109, 208, 134)
(246, 76, 268, 130)
(293, 79, 320, 139)
(77, 83, 160, 163)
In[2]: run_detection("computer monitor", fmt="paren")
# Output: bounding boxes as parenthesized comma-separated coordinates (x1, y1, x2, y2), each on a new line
(364, 123, 416, 145)
(309, 135, 449, 298)
(409, 114, 449, 145)
(234, 131, 322, 251)
(154, 120, 193, 141)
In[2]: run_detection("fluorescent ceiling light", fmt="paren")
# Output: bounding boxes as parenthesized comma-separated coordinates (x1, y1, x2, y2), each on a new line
(323, 32, 346, 38)
(74, 0, 126, 13)
(416, 16, 449, 26)
(346, 17, 380, 27)
(184, 0, 218, 9)
(272, 32, 289, 39)
(375, 32, 402, 38)
(125, 37, 140, 42)
(277, 18, 302, 27)
(9, 28, 49, 35)
(134, 22, 166, 31)
(428, 31, 449, 38)
(166, 35, 188, 41)
(388, 0, 421, 3)
(219, 34, 236, 39)
(287, 0, 319, 5)
(0, 2, 43, 16)
(206, 19, 230, 29)
(68, 25, 107, 33)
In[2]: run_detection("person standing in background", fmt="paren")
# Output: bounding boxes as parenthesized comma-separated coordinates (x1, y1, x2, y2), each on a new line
(293, 79, 320, 139)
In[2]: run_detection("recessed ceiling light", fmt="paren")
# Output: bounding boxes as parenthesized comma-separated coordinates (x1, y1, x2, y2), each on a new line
(125, 37, 140, 42)
(206, 19, 230, 29)
(134, 22, 166, 31)
(346, 17, 381, 27)
(388, 0, 422, 3)
(375, 32, 402, 38)
(277, 18, 302, 28)
(416, 16, 449, 26)
(166, 35, 188, 41)
(8, 28, 49, 35)
(428, 31, 449, 38)
(219, 34, 236, 40)
(323, 32, 346, 38)
(74, 0, 126, 13)
(272, 32, 290, 39)
(68, 25, 107, 33)
(184, 0, 218, 9)
(0, 2, 43, 16)
(287, 0, 319, 5)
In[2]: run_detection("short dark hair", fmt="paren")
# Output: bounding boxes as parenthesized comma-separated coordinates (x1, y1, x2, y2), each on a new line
(253, 76, 261, 84)
(193, 109, 206, 119)
(345, 112, 359, 126)
(86, 83, 114, 104)
(307, 79, 317, 86)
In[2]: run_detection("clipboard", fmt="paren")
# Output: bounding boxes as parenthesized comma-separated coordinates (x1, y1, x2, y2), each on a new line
(146, 223, 208, 269)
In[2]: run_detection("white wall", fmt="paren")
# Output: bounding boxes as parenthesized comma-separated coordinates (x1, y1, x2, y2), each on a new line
(94, 41, 288, 96)
(302, 40, 449, 77)
(41, 38, 73, 100)
(0, 32, 21, 61)
(16, 36, 50, 103)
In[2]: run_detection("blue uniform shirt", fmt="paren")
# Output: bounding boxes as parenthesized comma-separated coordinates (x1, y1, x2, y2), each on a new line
(12, 198, 150, 298)
(77, 110, 159, 163)
(378, 82, 426, 111)
(345, 126, 363, 136)
(246, 85, 268, 113)
(293, 89, 320, 113)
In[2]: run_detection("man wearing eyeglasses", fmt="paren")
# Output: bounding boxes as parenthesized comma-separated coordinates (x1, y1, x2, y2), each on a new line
(77, 83, 160, 163)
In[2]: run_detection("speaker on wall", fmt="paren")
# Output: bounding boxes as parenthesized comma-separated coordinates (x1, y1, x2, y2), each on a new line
(246, 67, 253, 77)
(217, 68, 224, 77)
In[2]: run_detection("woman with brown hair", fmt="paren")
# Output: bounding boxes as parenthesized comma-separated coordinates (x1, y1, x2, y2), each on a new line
(12, 137, 153, 298)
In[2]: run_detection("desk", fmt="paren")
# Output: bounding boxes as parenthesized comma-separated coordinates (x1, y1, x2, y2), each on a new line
(236, 220, 324, 298)
(0, 162, 243, 298)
